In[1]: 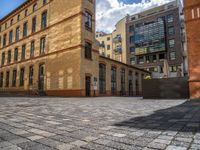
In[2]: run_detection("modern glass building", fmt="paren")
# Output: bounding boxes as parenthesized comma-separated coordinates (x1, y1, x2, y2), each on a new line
(126, 0, 186, 78)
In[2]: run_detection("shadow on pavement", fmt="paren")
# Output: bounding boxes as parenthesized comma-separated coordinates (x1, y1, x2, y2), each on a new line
(114, 100, 200, 133)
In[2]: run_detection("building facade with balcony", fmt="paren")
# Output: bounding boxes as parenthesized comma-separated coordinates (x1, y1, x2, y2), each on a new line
(0, 0, 149, 97)
(96, 17, 128, 64)
(127, 0, 186, 78)
(184, 0, 200, 99)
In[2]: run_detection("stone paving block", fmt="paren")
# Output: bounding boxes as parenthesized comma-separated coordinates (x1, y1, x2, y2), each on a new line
(9, 138, 30, 144)
(175, 137, 193, 143)
(46, 121, 62, 125)
(28, 128, 56, 137)
(171, 140, 191, 147)
(36, 138, 64, 148)
(112, 133, 126, 138)
(81, 143, 116, 150)
(190, 143, 200, 150)
(166, 145, 187, 150)
(70, 140, 87, 147)
(148, 142, 167, 149)
(1, 145, 22, 150)
(27, 144, 55, 150)
(56, 143, 75, 150)
(153, 138, 171, 145)
(83, 136, 99, 142)
(27, 135, 45, 141)
(157, 135, 174, 140)
(0, 141, 13, 148)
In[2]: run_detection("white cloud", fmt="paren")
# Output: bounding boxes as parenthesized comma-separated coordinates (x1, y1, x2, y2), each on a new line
(96, 0, 178, 33)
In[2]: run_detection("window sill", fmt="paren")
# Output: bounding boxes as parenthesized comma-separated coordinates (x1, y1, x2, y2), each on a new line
(85, 57, 93, 61)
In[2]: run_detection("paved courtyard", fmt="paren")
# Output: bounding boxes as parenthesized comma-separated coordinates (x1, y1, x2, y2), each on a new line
(0, 97, 199, 150)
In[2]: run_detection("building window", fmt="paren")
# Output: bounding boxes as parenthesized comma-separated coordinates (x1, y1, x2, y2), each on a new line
(159, 53, 165, 61)
(107, 45, 110, 50)
(85, 42, 92, 59)
(30, 41, 35, 57)
(85, 11, 92, 30)
(169, 39, 175, 48)
(25, 9, 28, 16)
(3, 34, 7, 47)
(146, 56, 150, 63)
(130, 57, 135, 65)
(107, 37, 110, 41)
(129, 36, 134, 44)
(0, 36, 1, 46)
(23, 22, 28, 37)
(20, 68, 25, 86)
(111, 66, 117, 95)
(192, 9, 195, 19)
(9, 30, 13, 44)
(0, 72, 3, 87)
(160, 66, 163, 73)
(170, 51, 176, 60)
(129, 25, 134, 33)
(99, 63, 106, 94)
(41, 11, 47, 29)
(17, 14, 20, 21)
(29, 66, 34, 85)
(168, 26, 175, 35)
(12, 70, 17, 87)
(120, 69, 125, 96)
(167, 14, 174, 23)
(138, 56, 144, 64)
(10, 19, 13, 26)
(6, 71, 9, 87)
(43, 0, 47, 5)
(197, 8, 200, 18)
(7, 50, 11, 64)
(1, 52, 5, 65)
(170, 66, 177, 72)
(32, 17, 36, 33)
(130, 47, 135, 53)
(153, 55, 157, 62)
(16, 26, 20, 42)
(14, 48, 18, 62)
(40, 37, 46, 54)
(33, 3, 37, 12)
(21, 44, 26, 60)
(5, 23, 7, 29)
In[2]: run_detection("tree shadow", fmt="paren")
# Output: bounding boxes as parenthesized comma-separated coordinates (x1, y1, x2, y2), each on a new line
(114, 100, 200, 133)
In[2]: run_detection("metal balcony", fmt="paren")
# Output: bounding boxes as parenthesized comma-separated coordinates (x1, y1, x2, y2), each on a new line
(113, 35, 122, 43)
(114, 46, 122, 53)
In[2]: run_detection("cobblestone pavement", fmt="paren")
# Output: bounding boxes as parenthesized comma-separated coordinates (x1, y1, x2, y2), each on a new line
(0, 97, 199, 150)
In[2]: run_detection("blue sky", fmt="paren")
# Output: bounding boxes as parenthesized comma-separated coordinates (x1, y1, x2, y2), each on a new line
(0, 0, 141, 19)
(0, 0, 25, 19)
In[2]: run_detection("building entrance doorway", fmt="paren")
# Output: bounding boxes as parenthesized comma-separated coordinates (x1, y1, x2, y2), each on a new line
(38, 64, 45, 91)
(85, 76, 91, 96)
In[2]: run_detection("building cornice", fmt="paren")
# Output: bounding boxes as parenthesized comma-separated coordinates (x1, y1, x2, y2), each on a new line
(0, 0, 53, 25)
(100, 56, 150, 74)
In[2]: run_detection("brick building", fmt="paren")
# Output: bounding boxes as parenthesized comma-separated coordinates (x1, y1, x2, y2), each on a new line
(184, 0, 200, 99)
(0, 0, 149, 97)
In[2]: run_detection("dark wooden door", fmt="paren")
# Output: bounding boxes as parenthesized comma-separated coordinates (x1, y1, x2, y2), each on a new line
(85, 76, 91, 97)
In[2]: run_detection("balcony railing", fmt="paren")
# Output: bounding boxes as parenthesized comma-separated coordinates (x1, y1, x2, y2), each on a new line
(135, 46, 166, 55)
(114, 46, 122, 53)
(113, 35, 122, 43)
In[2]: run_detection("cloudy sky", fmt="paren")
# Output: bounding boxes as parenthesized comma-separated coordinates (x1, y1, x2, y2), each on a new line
(0, 0, 180, 33)
(96, 0, 177, 33)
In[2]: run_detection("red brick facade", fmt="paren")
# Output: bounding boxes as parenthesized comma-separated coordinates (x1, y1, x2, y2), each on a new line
(184, 0, 200, 99)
